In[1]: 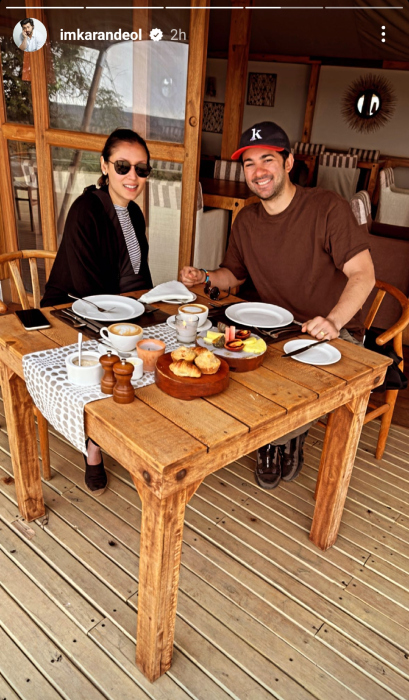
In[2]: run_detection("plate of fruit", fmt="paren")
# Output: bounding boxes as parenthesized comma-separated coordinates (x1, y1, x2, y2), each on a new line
(196, 323, 267, 372)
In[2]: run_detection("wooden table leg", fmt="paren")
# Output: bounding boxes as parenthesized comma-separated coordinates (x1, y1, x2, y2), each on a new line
(133, 476, 201, 682)
(310, 390, 370, 551)
(0, 363, 45, 522)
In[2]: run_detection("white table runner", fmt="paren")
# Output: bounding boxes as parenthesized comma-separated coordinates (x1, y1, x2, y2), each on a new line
(22, 323, 180, 455)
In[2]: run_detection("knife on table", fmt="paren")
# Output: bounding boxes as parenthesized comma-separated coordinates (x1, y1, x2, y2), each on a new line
(61, 309, 102, 333)
(281, 338, 330, 358)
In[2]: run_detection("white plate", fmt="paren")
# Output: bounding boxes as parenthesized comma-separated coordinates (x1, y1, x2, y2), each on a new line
(225, 302, 293, 329)
(163, 293, 197, 305)
(72, 295, 145, 322)
(196, 327, 265, 359)
(283, 339, 341, 365)
(167, 315, 212, 332)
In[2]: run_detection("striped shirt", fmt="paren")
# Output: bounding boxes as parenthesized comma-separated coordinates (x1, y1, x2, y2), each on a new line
(114, 205, 142, 275)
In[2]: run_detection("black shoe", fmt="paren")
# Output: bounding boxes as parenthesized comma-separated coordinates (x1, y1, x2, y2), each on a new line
(280, 431, 308, 482)
(84, 438, 107, 496)
(255, 443, 281, 489)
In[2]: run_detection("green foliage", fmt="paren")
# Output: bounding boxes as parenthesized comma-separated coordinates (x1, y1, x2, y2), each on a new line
(0, 37, 125, 133)
(0, 36, 34, 124)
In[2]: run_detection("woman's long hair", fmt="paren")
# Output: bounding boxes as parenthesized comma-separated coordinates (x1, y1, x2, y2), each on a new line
(98, 128, 151, 187)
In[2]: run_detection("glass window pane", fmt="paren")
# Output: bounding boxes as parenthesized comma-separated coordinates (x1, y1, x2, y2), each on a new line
(45, 6, 189, 142)
(8, 141, 44, 294)
(1, 10, 34, 124)
(147, 162, 183, 285)
(52, 146, 102, 244)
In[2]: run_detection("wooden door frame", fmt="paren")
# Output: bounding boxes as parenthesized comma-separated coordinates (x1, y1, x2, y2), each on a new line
(0, 1, 210, 280)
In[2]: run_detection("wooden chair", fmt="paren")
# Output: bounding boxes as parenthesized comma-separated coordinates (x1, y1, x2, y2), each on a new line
(0, 250, 57, 480)
(319, 280, 409, 477)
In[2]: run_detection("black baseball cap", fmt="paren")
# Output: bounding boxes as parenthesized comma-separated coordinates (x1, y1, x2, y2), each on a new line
(231, 121, 291, 161)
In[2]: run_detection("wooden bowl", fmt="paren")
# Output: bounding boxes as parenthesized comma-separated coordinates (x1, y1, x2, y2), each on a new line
(155, 352, 229, 400)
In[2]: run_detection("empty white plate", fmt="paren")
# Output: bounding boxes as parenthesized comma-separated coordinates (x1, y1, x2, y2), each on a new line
(283, 339, 341, 365)
(72, 295, 144, 322)
(225, 302, 293, 328)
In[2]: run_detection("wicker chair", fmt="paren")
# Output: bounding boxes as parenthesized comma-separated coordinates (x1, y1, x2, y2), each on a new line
(0, 249, 57, 480)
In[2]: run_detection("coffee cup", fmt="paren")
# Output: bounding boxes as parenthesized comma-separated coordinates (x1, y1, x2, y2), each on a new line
(177, 303, 208, 328)
(100, 323, 143, 352)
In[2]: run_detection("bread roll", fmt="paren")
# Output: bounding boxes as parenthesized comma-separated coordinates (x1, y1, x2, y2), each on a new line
(194, 350, 221, 375)
(169, 360, 202, 378)
(194, 346, 209, 356)
(171, 346, 197, 362)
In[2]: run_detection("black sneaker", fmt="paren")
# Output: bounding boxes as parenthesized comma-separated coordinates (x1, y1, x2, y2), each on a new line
(281, 431, 308, 482)
(255, 443, 281, 489)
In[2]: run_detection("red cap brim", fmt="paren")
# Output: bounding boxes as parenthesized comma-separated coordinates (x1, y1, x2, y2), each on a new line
(231, 144, 285, 161)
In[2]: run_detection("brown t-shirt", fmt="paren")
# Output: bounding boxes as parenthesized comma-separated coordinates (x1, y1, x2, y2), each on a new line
(221, 186, 371, 339)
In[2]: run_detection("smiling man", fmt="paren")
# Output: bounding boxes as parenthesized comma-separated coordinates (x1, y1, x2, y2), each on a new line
(180, 121, 375, 490)
(18, 18, 46, 52)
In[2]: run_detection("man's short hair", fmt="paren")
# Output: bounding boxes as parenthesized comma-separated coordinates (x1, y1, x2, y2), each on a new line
(20, 18, 34, 28)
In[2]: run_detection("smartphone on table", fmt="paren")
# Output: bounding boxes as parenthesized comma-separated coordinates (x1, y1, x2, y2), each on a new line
(15, 309, 51, 331)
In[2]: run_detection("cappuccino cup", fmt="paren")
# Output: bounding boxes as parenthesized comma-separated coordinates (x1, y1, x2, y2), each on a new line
(100, 323, 143, 352)
(178, 303, 208, 328)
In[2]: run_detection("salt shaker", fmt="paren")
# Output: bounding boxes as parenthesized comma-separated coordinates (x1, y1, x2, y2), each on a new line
(99, 350, 120, 394)
(113, 358, 135, 404)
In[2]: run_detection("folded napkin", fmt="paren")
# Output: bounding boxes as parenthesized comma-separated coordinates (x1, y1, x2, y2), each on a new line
(139, 281, 196, 304)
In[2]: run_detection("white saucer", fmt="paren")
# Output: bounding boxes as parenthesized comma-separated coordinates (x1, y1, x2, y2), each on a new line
(97, 342, 138, 357)
(166, 315, 212, 332)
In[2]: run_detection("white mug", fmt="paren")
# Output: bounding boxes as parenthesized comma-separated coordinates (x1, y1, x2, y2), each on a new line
(100, 323, 143, 352)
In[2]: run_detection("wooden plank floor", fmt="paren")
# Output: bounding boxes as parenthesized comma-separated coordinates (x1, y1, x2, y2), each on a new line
(1, 398, 409, 700)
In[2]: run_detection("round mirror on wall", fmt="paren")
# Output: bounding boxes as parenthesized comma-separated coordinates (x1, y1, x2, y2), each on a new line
(342, 74, 396, 133)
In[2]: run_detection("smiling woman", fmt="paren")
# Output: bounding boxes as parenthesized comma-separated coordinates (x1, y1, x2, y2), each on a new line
(41, 128, 152, 308)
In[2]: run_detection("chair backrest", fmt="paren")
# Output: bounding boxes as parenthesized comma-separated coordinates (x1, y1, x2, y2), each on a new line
(0, 250, 56, 310)
(317, 153, 359, 199)
(348, 148, 380, 163)
(293, 142, 325, 156)
(379, 167, 395, 190)
(364, 280, 409, 364)
(21, 160, 38, 187)
(214, 160, 245, 183)
(350, 190, 372, 227)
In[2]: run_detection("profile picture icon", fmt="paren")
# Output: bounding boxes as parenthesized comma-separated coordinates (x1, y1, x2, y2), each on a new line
(13, 18, 47, 52)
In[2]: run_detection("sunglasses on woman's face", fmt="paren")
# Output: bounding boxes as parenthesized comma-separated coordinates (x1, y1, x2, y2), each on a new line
(204, 282, 231, 301)
(108, 160, 151, 178)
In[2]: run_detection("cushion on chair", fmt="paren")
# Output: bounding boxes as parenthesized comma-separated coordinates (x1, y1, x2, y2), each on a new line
(293, 142, 325, 156)
(350, 190, 372, 226)
(317, 154, 359, 200)
(379, 167, 395, 189)
(348, 148, 380, 163)
(214, 160, 245, 182)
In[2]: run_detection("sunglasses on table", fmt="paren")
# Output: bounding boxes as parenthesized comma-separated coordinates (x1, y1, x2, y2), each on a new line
(108, 160, 152, 178)
(204, 282, 231, 301)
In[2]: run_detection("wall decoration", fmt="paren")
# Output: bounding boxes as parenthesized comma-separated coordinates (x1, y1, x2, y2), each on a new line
(247, 72, 277, 107)
(202, 101, 224, 134)
(206, 77, 216, 97)
(341, 73, 396, 134)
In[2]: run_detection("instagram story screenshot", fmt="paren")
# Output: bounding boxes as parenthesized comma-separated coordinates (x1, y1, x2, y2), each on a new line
(1, 0, 409, 697)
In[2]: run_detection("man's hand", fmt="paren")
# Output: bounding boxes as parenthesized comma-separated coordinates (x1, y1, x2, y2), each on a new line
(180, 266, 205, 288)
(302, 316, 339, 340)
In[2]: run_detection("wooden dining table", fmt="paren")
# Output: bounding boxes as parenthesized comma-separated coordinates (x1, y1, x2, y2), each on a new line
(0, 287, 391, 683)
(200, 177, 259, 224)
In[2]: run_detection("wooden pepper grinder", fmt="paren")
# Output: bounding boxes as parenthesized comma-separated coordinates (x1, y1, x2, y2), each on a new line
(99, 350, 120, 394)
(113, 358, 135, 404)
